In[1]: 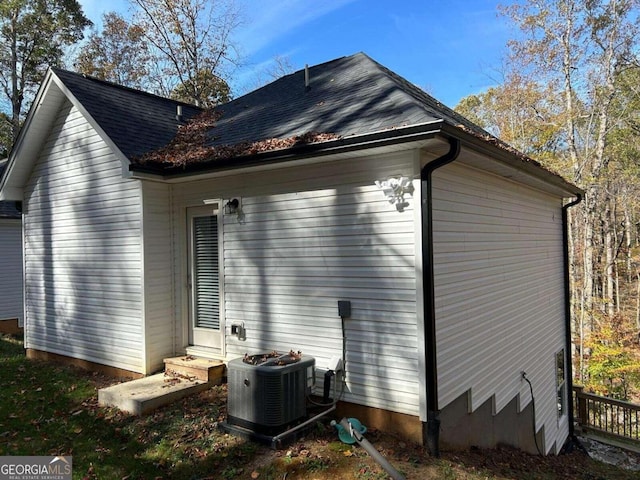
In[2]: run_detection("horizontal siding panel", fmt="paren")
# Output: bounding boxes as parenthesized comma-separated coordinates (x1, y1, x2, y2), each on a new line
(225, 254, 414, 269)
(225, 283, 417, 302)
(173, 151, 420, 416)
(25, 284, 142, 304)
(224, 233, 416, 251)
(224, 293, 417, 315)
(26, 176, 137, 201)
(225, 212, 411, 234)
(24, 209, 140, 225)
(0, 222, 23, 321)
(27, 335, 141, 372)
(26, 308, 142, 333)
(225, 301, 416, 321)
(23, 230, 141, 245)
(26, 203, 140, 223)
(224, 244, 416, 258)
(225, 268, 416, 286)
(433, 162, 567, 453)
(24, 101, 143, 373)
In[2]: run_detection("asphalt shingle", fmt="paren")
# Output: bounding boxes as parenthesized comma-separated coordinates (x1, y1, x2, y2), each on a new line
(208, 53, 482, 146)
(49, 53, 494, 169)
(51, 69, 203, 160)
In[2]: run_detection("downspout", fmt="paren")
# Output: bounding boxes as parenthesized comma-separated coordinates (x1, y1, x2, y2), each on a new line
(562, 193, 583, 441)
(420, 136, 461, 457)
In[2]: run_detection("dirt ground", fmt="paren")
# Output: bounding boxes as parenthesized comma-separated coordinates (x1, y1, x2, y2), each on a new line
(186, 387, 640, 480)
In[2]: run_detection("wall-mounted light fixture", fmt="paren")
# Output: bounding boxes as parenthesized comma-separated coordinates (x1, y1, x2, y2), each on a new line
(375, 176, 414, 212)
(224, 198, 240, 215)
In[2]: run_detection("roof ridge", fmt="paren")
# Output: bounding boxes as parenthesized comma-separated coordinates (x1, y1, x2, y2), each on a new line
(356, 55, 488, 134)
(50, 67, 204, 109)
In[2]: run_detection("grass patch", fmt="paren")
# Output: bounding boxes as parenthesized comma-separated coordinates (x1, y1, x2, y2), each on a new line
(1, 333, 640, 479)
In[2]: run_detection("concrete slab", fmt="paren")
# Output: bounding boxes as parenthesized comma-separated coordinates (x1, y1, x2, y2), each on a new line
(98, 373, 211, 415)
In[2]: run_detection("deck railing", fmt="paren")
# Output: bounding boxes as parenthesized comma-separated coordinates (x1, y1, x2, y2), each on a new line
(573, 386, 640, 442)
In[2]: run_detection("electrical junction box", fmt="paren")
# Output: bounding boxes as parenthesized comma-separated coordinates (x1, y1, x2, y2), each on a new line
(338, 300, 351, 318)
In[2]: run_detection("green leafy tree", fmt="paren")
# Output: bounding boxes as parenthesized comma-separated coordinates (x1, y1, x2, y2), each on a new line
(75, 12, 150, 90)
(585, 316, 640, 399)
(455, 71, 565, 171)
(171, 68, 231, 108)
(0, 0, 91, 142)
(499, 0, 640, 390)
(0, 112, 11, 157)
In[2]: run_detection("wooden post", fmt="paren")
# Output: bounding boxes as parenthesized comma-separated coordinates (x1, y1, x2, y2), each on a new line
(574, 386, 587, 428)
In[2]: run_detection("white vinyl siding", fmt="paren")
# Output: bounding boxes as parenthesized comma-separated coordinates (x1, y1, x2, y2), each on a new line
(0, 220, 23, 322)
(172, 152, 421, 415)
(432, 161, 568, 453)
(23, 102, 144, 373)
(142, 181, 174, 373)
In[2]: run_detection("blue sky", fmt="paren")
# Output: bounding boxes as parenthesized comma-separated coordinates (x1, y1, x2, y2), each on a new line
(78, 0, 514, 108)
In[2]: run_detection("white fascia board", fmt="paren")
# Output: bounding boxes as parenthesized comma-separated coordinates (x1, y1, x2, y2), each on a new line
(0, 70, 57, 200)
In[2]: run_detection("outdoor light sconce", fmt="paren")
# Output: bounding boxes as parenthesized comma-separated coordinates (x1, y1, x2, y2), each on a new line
(375, 176, 414, 212)
(224, 198, 240, 215)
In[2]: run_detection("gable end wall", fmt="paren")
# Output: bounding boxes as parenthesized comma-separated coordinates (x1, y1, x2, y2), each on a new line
(23, 102, 144, 373)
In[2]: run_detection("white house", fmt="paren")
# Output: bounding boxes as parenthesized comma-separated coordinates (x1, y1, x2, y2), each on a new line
(0, 158, 23, 332)
(0, 53, 583, 454)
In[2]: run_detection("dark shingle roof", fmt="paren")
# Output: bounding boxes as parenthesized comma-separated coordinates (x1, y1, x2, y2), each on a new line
(206, 52, 482, 148)
(51, 68, 203, 159)
(0, 160, 20, 219)
(50, 54, 491, 167)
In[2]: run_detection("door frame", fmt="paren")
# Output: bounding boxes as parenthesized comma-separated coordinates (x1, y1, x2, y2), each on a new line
(185, 203, 225, 354)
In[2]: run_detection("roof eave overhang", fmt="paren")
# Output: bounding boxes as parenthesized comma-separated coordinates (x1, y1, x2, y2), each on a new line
(439, 123, 583, 199)
(129, 120, 582, 200)
(128, 120, 446, 180)
(0, 69, 59, 201)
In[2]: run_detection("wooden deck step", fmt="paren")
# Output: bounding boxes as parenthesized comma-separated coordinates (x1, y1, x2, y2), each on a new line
(164, 355, 225, 383)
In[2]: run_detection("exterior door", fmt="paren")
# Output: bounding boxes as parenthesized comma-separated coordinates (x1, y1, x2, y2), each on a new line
(187, 205, 223, 350)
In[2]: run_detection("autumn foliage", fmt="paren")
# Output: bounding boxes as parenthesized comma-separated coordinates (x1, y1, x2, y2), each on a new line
(136, 109, 341, 167)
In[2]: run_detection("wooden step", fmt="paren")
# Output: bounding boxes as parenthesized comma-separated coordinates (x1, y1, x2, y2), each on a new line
(164, 355, 225, 384)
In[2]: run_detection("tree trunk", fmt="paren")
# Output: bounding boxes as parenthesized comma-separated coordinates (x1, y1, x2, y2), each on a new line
(603, 194, 615, 317)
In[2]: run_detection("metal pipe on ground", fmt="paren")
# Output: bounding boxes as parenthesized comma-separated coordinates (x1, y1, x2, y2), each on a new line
(270, 405, 336, 449)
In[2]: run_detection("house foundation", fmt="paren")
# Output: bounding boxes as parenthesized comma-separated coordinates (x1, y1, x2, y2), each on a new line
(26, 349, 144, 380)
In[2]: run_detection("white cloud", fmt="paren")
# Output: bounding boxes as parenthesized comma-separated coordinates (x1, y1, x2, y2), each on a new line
(236, 0, 358, 56)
